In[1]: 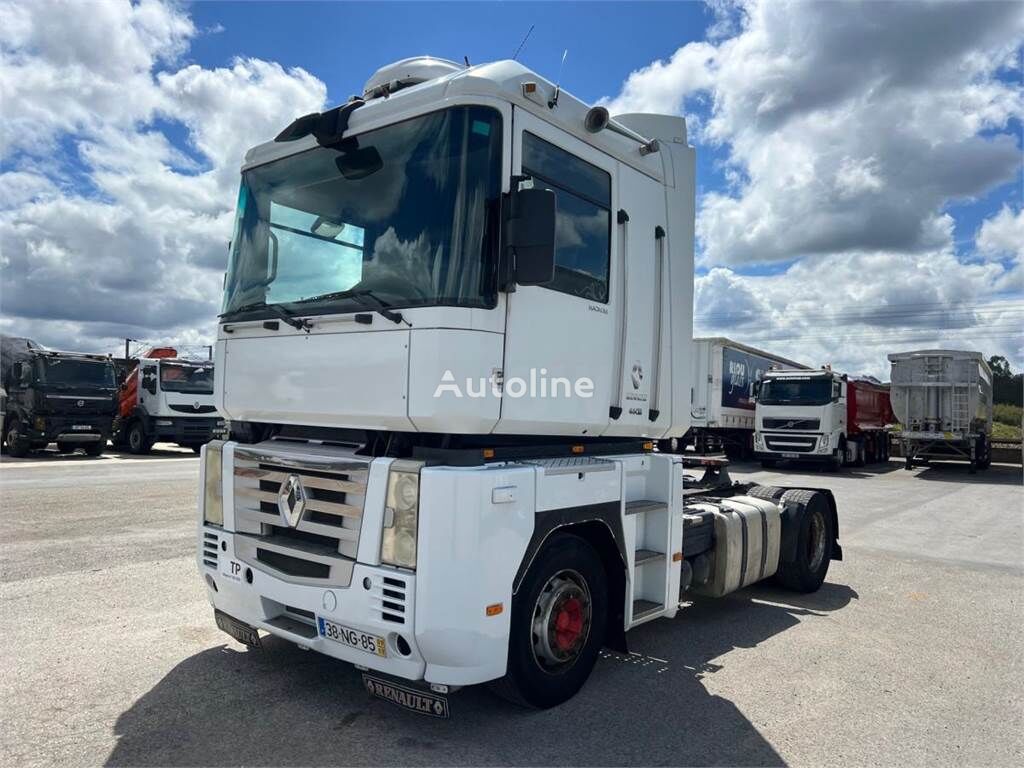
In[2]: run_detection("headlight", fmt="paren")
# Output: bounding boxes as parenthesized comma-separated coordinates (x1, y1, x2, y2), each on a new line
(381, 463, 421, 569)
(203, 441, 224, 526)
(754, 432, 764, 449)
(820, 433, 831, 449)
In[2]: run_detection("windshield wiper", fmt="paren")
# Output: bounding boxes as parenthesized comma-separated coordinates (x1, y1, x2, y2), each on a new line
(293, 289, 411, 326)
(222, 302, 312, 332)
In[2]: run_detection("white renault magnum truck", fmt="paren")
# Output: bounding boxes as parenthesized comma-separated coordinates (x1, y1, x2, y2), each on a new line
(198, 57, 842, 714)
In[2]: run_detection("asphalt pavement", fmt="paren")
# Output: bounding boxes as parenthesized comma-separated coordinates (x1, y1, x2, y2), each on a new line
(1, 447, 1021, 767)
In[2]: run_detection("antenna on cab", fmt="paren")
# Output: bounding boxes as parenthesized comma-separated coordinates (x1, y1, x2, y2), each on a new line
(548, 49, 568, 109)
(512, 25, 534, 61)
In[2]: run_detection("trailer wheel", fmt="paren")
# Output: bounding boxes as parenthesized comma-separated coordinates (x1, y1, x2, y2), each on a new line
(491, 534, 607, 709)
(5, 419, 30, 458)
(775, 490, 834, 593)
(126, 421, 152, 455)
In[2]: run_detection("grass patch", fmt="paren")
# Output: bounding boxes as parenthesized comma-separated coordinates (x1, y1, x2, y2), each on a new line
(992, 421, 1022, 441)
(994, 403, 1022, 427)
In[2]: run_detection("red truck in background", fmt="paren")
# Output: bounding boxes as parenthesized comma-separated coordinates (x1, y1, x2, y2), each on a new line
(113, 347, 219, 454)
(755, 367, 895, 469)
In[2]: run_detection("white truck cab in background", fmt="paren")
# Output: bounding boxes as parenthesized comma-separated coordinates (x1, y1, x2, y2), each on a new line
(755, 368, 894, 470)
(116, 349, 219, 454)
(198, 57, 842, 713)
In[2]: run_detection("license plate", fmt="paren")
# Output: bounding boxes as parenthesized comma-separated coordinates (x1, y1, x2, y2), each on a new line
(363, 674, 450, 719)
(318, 617, 386, 657)
(72, 425, 93, 431)
(782, 452, 799, 459)
(214, 609, 261, 647)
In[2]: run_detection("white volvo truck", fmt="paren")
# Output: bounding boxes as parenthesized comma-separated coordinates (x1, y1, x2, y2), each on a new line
(198, 57, 842, 714)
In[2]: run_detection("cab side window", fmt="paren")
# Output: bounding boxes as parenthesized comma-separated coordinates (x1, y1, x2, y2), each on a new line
(522, 133, 611, 303)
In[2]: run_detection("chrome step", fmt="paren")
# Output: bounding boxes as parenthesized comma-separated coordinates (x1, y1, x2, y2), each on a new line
(632, 599, 663, 621)
(625, 499, 667, 516)
(634, 549, 665, 567)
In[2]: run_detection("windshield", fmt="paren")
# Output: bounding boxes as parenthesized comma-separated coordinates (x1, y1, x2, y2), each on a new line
(40, 358, 116, 388)
(160, 362, 214, 394)
(758, 377, 833, 406)
(221, 106, 503, 319)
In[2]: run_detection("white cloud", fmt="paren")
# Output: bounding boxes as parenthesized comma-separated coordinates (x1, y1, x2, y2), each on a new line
(0, 0, 326, 353)
(606, 0, 1024, 373)
(977, 205, 1024, 261)
(696, 250, 1024, 378)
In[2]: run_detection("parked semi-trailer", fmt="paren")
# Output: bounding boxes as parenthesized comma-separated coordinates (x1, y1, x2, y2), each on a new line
(114, 347, 218, 454)
(888, 349, 992, 473)
(197, 56, 842, 713)
(1, 334, 117, 457)
(682, 337, 807, 457)
(755, 368, 894, 469)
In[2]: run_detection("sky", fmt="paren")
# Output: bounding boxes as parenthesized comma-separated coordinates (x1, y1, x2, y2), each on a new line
(1, 0, 1022, 379)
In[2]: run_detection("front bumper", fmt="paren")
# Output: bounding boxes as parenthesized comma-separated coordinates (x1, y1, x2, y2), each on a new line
(199, 526, 426, 682)
(755, 432, 832, 461)
(27, 415, 112, 443)
(150, 416, 218, 445)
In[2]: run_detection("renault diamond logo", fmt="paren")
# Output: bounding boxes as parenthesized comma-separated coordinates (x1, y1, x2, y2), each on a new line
(193, 401, 201, 410)
(277, 474, 306, 528)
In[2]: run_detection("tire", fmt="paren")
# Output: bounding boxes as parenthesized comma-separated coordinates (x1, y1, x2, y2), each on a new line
(126, 421, 151, 455)
(84, 441, 105, 457)
(829, 439, 846, 472)
(853, 438, 865, 467)
(491, 534, 607, 709)
(905, 456, 914, 470)
(57, 441, 76, 454)
(775, 489, 834, 593)
(747, 484, 787, 502)
(5, 420, 30, 458)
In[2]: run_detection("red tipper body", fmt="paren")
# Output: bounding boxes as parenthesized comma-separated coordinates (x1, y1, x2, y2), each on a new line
(117, 347, 178, 418)
(846, 378, 895, 435)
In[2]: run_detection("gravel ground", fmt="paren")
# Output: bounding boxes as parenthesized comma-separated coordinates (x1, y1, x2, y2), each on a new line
(1, 448, 1021, 767)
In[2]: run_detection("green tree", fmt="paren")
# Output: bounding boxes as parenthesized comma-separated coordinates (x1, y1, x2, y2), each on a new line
(988, 355, 1023, 406)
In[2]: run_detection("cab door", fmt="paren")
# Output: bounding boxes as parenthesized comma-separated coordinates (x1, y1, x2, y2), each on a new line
(495, 109, 617, 437)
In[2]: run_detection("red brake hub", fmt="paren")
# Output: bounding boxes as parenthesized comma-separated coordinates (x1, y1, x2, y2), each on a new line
(554, 597, 584, 651)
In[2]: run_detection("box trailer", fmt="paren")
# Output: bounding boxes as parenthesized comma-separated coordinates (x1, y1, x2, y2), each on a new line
(888, 349, 992, 473)
(684, 337, 807, 457)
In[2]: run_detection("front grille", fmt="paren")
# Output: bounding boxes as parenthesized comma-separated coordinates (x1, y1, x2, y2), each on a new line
(762, 417, 820, 431)
(202, 531, 219, 569)
(169, 404, 218, 414)
(180, 418, 218, 437)
(232, 443, 369, 588)
(764, 434, 818, 453)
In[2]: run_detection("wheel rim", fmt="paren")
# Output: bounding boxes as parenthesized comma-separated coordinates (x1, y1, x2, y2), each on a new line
(129, 428, 141, 451)
(531, 569, 592, 673)
(807, 510, 827, 572)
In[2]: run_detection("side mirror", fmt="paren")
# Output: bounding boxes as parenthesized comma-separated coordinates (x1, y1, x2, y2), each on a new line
(752, 381, 761, 398)
(506, 186, 556, 286)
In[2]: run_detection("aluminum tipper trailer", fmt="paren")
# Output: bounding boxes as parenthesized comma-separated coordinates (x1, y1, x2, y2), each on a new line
(888, 349, 993, 472)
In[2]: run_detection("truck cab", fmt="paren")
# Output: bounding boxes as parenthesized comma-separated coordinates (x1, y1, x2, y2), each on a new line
(755, 369, 847, 468)
(116, 350, 218, 454)
(1, 338, 118, 457)
(197, 57, 841, 711)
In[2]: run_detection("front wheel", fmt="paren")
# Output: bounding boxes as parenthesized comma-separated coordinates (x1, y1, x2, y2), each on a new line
(5, 420, 30, 458)
(126, 422, 152, 455)
(491, 534, 607, 709)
